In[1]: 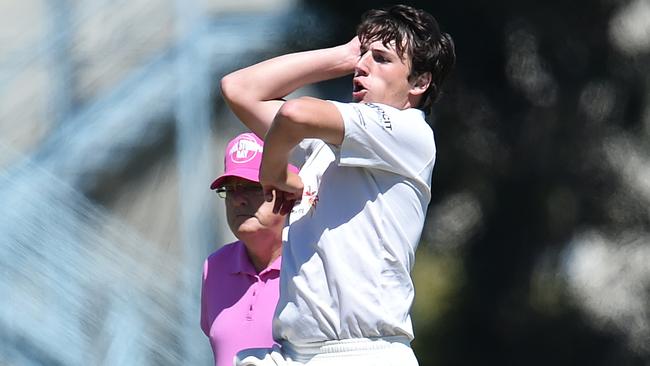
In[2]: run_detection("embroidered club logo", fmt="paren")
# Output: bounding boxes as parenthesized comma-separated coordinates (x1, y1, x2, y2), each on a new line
(290, 185, 319, 217)
(304, 187, 319, 215)
(228, 135, 263, 164)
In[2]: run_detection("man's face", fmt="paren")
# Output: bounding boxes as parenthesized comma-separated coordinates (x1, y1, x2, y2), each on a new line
(223, 177, 285, 241)
(352, 39, 415, 109)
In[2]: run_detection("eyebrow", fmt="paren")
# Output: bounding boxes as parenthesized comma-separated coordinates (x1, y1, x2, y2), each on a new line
(369, 47, 395, 59)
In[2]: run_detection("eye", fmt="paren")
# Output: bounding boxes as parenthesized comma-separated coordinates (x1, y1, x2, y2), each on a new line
(373, 52, 388, 63)
(243, 185, 263, 194)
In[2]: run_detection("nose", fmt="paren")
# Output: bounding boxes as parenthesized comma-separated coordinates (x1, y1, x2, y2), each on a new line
(354, 51, 370, 76)
(227, 191, 249, 206)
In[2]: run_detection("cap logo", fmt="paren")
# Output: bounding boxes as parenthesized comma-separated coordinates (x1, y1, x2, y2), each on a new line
(228, 135, 263, 164)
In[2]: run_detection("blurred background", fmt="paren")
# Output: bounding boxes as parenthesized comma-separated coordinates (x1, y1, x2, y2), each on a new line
(1, 0, 649, 365)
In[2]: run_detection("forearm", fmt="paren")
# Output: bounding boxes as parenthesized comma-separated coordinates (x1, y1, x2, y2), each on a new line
(258, 109, 307, 211)
(221, 40, 358, 136)
(261, 109, 306, 175)
(228, 44, 356, 101)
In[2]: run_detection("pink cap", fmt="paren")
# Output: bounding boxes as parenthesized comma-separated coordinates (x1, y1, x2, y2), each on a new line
(210, 132, 299, 190)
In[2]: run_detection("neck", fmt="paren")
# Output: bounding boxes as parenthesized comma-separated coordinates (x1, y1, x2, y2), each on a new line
(242, 236, 282, 273)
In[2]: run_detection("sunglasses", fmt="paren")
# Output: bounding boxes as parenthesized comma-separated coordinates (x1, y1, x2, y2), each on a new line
(215, 182, 264, 199)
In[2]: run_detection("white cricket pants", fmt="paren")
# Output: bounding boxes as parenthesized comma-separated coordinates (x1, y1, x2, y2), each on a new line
(234, 336, 418, 366)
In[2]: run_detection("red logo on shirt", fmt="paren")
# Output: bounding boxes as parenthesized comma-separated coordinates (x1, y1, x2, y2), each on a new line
(304, 187, 319, 215)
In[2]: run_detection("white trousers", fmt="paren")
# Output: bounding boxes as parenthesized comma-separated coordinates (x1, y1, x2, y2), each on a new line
(234, 337, 418, 366)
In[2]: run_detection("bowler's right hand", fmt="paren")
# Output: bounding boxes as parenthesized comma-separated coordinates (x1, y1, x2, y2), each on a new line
(260, 169, 303, 215)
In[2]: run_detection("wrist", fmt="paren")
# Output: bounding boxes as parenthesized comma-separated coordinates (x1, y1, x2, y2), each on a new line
(336, 44, 359, 74)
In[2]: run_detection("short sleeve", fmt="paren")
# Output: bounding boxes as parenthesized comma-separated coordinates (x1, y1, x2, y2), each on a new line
(330, 101, 436, 180)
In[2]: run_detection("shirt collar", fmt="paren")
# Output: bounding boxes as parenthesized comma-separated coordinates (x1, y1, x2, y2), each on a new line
(264, 254, 282, 273)
(230, 241, 281, 276)
(362, 102, 425, 120)
(407, 107, 426, 120)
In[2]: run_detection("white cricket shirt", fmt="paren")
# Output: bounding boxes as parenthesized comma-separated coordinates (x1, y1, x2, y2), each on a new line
(274, 101, 435, 345)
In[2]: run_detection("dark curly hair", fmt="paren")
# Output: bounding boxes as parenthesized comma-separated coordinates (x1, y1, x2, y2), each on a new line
(357, 4, 456, 114)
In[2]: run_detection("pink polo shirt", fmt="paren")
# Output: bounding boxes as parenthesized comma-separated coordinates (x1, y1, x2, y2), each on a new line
(200, 241, 281, 366)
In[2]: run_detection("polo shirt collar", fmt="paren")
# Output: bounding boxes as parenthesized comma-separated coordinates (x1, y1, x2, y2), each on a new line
(230, 241, 281, 276)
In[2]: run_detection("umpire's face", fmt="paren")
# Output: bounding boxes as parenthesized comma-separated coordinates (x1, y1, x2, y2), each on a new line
(224, 177, 285, 243)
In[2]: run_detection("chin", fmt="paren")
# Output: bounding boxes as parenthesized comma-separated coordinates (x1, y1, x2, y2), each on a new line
(233, 219, 257, 232)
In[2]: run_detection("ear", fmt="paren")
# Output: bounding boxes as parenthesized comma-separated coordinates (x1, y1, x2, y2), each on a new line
(409, 72, 432, 96)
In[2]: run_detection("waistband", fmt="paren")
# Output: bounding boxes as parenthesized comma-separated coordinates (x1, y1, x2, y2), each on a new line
(281, 336, 411, 356)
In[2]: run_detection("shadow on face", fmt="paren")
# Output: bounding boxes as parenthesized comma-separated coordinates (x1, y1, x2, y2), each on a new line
(220, 177, 284, 240)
